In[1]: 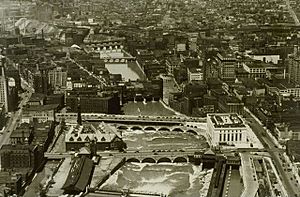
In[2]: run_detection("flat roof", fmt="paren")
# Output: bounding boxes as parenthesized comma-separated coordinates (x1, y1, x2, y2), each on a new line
(24, 104, 59, 112)
(245, 61, 269, 68)
(208, 113, 246, 128)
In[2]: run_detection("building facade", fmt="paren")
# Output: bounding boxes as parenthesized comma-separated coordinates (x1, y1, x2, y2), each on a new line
(0, 144, 41, 170)
(0, 66, 8, 112)
(288, 55, 300, 86)
(215, 53, 237, 79)
(48, 67, 68, 91)
(22, 104, 58, 123)
(187, 67, 203, 82)
(207, 113, 250, 146)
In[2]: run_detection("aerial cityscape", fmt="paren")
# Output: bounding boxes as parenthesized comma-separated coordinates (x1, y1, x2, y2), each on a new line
(0, 0, 300, 197)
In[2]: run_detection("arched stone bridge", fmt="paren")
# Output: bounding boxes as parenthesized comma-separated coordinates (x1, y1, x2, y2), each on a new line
(116, 124, 206, 136)
(126, 155, 189, 163)
(114, 150, 199, 163)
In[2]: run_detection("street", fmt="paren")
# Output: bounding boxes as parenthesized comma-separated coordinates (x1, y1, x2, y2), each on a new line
(244, 110, 300, 197)
(0, 78, 33, 149)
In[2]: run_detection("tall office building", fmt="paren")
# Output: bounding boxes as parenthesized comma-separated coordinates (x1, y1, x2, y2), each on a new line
(0, 58, 8, 112)
(48, 67, 67, 91)
(7, 77, 19, 112)
(288, 55, 300, 86)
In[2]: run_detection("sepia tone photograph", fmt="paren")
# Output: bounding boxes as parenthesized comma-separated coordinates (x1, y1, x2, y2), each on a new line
(0, 0, 300, 196)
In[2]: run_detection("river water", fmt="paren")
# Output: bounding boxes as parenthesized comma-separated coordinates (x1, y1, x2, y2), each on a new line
(100, 129, 211, 196)
(123, 129, 208, 151)
(100, 162, 213, 197)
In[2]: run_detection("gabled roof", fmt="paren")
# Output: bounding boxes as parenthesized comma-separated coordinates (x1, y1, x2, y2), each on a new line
(62, 156, 93, 193)
(204, 149, 215, 155)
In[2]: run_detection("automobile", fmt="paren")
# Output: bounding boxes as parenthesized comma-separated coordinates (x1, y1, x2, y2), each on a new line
(152, 150, 156, 152)
(135, 150, 139, 153)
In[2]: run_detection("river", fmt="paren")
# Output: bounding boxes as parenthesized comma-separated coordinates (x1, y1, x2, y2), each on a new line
(100, 162, 213, 197)
(123, 129, 208, 151)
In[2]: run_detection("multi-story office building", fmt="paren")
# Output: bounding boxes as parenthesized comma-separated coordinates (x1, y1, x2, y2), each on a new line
(215, 53, 237, 79)
(0, 144, 41, 170)
(0, 66, 8, 112)
(48, 67, 68, 91)
(288, 55, 300, 86)
(187, 67, 203, 82)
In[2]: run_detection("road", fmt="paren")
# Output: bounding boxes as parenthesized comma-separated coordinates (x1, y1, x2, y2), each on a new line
(0, 78, 33, 148)
(66, 57, 108, 88)
(244, 110, 300, 197)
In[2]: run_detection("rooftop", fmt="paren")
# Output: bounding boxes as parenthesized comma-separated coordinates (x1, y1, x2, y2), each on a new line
(29, 93, 46, 102)
(244, 60, 270, 68)
(65, 122, 121, 143)
(208, 113, 246, 128)
(188, 67, 202, 73)
(23, 104, 59, 112)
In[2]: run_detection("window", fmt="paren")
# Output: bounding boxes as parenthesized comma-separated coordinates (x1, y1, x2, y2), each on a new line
(219, 134, 222, 142)
(228, 134, 230, 141)
(240, 133, 242, 141)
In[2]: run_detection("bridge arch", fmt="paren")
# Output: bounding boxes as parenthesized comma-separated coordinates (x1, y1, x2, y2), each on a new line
(173, 157, 188, 163)
(172, 127, 184, 132)
(198, 135, 207, 141)
(117, 125, 128, 130)
(131, 126, 143, 131)
(142, 158, 156, 163)
(157, 157, 172, 163)
(158, 127, 170, 132)
(144, 126, 156, 131)
(186, 130, 198, 135)
(127, 158, 140, 163)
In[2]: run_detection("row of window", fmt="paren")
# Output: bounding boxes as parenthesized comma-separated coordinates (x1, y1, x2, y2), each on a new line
(219, 133, 242, 142)
(219, 129, 243, 133)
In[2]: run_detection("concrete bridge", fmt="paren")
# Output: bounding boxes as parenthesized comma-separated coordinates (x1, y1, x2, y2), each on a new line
(44, 149, 204, 162)
(115, 124, 206, 136)
(56, 113, 207, 126)
(126, 155, 189, 163)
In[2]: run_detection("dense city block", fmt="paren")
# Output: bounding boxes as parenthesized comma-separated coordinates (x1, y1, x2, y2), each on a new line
(0, 0, 300, 197)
